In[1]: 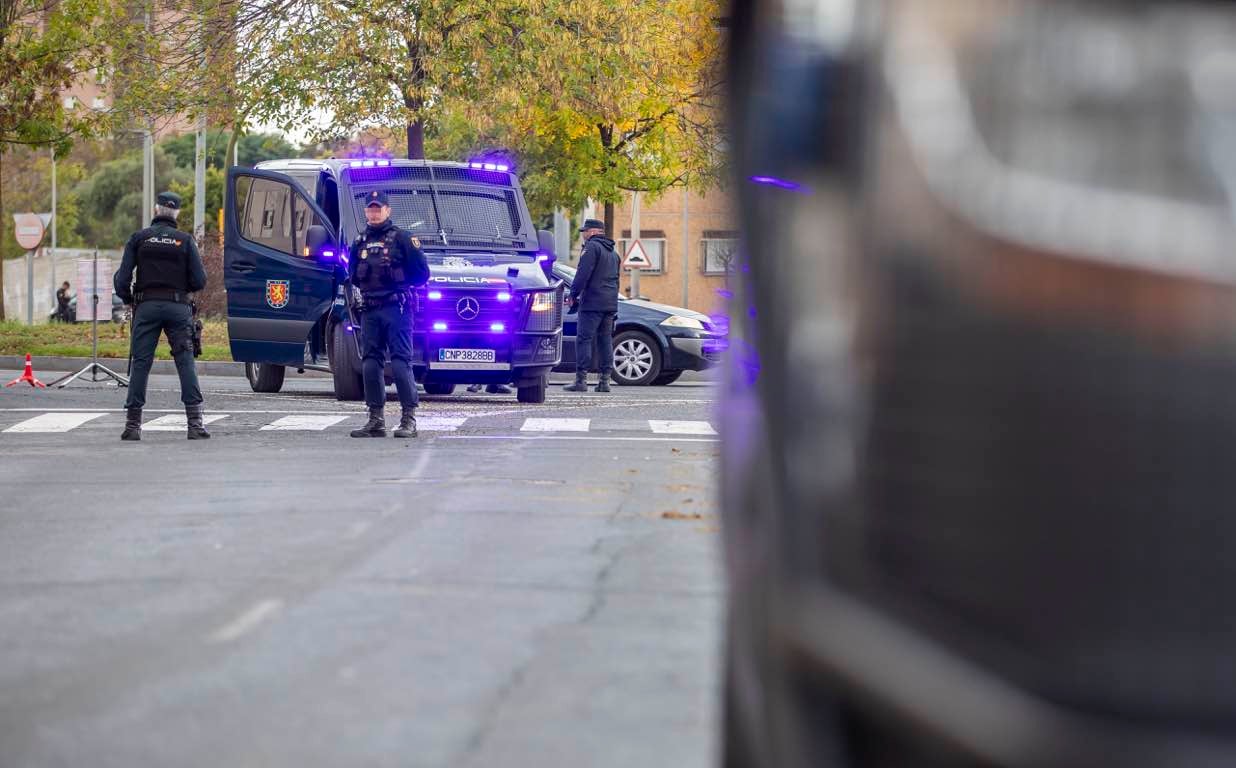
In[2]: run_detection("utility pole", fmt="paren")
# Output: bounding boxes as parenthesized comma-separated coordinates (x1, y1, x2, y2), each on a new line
(629, 191, 641, 300)
(142, 6, 154, 226)
(681, 185, 690, 308)
(194, 115, 206, 241)
(50, 148, 58, 303)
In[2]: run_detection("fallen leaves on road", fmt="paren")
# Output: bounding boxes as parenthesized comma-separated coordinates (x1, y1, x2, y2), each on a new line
(662, 511, 705, 520)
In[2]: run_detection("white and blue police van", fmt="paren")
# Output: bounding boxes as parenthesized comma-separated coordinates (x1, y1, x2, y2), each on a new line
(223, 158, 565, 403)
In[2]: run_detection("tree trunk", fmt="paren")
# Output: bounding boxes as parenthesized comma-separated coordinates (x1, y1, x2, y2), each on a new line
(603, 201, 614, 239)
(406, 120, 424, 160)
(0, 149, 6, 321)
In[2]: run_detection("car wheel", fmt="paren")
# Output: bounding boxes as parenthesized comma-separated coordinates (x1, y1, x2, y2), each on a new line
(329, 321, 365, 401)
(424, 380, 456, 396)
(518, 375, 547, 403)
(612, 331, 662, 386)
(245, 362, 286, 393)
(651, 370, 683, 386)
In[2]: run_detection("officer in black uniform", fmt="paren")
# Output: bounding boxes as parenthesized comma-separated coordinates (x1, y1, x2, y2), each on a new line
(565, 219, 620, 392)
(346, 190, 430, 438)
(113, 191, 209, 441)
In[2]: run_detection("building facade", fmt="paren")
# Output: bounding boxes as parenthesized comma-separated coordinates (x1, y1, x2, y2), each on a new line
(568, 186, 737, 315)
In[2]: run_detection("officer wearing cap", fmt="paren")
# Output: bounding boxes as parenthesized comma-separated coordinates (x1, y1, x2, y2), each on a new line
(346, 190, 430, 438)
(565, 218, 620, 392)
(113, 191, 210, 441)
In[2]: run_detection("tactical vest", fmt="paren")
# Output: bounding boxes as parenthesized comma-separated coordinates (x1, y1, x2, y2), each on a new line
(134, 223, 190, 294)
(354, 227, 407, 295)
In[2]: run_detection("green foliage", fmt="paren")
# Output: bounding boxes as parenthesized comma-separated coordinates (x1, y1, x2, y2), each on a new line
(159, 130, 300, 170)
(73, 147, 189, 247)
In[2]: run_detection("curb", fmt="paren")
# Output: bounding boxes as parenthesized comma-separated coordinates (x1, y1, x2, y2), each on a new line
(0, 355, 247, 378)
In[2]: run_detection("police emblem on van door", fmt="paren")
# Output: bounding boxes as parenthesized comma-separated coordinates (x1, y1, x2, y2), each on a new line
(266, 280, 290, 309)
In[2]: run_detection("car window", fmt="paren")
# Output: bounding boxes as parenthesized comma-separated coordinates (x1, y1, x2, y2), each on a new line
(235, 176, 294, 256)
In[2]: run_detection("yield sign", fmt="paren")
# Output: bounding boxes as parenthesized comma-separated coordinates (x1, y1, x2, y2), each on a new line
(623, 239, 652, 269)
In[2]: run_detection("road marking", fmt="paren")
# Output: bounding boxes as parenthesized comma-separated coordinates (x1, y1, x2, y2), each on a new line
(260, 414, 350, 431)
(443, 435, 718, 443)
(521, 418, 591, 432)
(207, 599, 283, 643)
(417, 416, 469, 432)
(143, 414, 229, 431)
(649, 420, 717, 435)
(3, 412, 106, 433)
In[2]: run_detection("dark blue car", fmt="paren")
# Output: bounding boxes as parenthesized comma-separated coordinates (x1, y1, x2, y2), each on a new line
(551, 263, 725, 386)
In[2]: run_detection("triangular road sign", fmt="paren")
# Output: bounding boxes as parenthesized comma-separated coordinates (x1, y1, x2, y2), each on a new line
(623, 240, 652, 269)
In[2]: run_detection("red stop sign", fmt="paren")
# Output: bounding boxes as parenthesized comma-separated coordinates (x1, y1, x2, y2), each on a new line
(13, 213, 44, 250)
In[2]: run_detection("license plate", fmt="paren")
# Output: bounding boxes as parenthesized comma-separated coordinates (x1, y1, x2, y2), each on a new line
(438, 348, 496, 363)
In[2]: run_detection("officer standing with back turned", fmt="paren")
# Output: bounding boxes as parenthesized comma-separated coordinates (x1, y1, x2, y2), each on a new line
(565, 219, 620, 392)
(346, 190, 431, 438)
(113, 192, 209, 441)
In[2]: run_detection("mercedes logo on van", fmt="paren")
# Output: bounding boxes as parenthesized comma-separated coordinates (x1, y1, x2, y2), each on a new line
(456, 296, 480, 320)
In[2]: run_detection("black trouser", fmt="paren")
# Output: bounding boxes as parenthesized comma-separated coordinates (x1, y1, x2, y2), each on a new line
(360, 300, 418, 411)
(124, 299, 202, 409)
(576, 310, 616, 376)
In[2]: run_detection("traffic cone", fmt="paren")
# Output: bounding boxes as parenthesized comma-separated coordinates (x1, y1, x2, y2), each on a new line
(5, 354, 47, 388)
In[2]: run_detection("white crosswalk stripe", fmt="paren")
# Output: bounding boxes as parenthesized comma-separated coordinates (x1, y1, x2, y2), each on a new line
(4, 412, 107, 433)
(260, 414, 350, 431)
(143, 414, 229, 431)
(520, 418, 591, 432)
(416, 416, 469, 432)
(648, 420, 717, 436)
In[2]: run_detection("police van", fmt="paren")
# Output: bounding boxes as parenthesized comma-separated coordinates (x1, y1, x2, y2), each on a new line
(223, 159, 565, 403)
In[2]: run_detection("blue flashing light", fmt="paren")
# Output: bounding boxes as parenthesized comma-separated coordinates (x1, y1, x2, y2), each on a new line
(345, 324, 354, 333)
(536, 253, 550, 262)
(497, 291, 511, 302)
(349, 160, 363, 168)
(362, 160, 375, 168)
(490, 322, 506, 332)
(376, 160, 390, 167)
(483, 163, 497, 171)
(496, 164, 509, 172)
(322, 250, 334, 259)
(433, 321, 448, 331)
(469, 162, 484, 169)
(750, 175, 807, 192)
(428, 290, 443, 300)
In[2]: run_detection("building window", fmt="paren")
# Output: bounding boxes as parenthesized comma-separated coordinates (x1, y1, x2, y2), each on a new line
(618, 229, 666, 274)
(701, 231, 740, 275)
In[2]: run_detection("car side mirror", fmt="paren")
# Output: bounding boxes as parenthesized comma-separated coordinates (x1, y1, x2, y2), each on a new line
(305, 225, 331, 260)
(537, 230, 556, 277)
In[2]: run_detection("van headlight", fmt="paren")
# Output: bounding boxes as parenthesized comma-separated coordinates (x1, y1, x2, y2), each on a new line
(661, 315, 705, 330)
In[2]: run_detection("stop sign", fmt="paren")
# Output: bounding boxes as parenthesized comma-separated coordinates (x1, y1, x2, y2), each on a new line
(13, 213, 45, 250)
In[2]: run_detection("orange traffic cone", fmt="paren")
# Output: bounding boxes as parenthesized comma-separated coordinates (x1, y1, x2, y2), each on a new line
(5, 354, 47, 388)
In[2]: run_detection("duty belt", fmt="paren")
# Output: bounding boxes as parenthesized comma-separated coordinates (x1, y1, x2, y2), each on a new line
(134, 288, 190, 304)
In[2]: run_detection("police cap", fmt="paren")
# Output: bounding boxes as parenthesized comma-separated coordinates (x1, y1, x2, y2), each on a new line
(579, 218, 605, 232)
(157, 191, 182, 210)
(365, 190, 390, 208)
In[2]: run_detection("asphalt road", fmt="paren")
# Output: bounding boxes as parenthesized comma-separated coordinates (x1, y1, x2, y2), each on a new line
(0, 369, 722, 767)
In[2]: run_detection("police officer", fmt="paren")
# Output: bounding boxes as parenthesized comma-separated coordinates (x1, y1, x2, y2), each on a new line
(565, 219, 620, 392)
(113, 191, 209, 441)
(346, 190, 430, 438)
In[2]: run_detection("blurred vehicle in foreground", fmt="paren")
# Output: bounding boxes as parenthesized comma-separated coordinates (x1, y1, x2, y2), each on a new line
(723, 1, 1236, 766)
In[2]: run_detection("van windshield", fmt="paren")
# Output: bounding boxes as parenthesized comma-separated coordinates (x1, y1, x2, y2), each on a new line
(347, 176, 533, 250)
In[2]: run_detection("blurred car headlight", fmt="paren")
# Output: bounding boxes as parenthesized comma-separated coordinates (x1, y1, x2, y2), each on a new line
(660, 315, 705, 330)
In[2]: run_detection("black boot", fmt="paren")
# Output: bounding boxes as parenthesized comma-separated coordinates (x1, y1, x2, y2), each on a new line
(120, 407, 142, 441)
(350, 408, 387, 438)
(486, 384, 512, 394)
(393, 407, 418, 438)
(186, 404, 211, 440)
(467, 383, 484, 393)
(594, 372, 611, 393)
(563, 373, 589, 392)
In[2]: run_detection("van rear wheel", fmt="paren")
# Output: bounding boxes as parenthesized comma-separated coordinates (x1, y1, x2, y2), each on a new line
(329, 321, 365, 401)
(245, 362, 285, 393)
